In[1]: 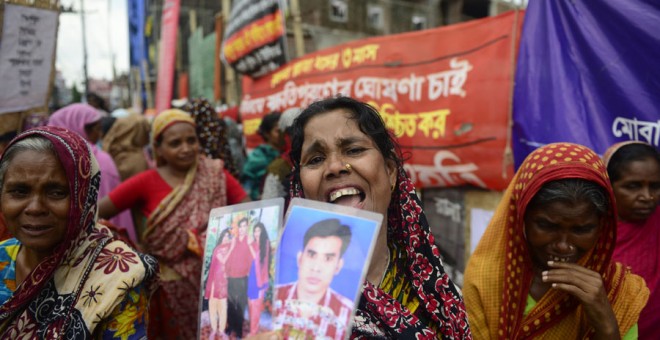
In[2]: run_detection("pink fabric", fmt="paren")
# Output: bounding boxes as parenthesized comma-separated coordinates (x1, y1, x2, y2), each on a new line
(49, 104, 136, 242)
(205, 243, 230, 299)
(48, 103, 103, 138)
(612, 207, 660, 338)
(92, 144, 136, 242)
(226, 236, 252, 278)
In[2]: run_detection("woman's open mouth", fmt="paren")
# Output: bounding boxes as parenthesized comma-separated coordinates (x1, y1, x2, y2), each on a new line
(548, 255, 573, 263)
(328, 187, 365, 209)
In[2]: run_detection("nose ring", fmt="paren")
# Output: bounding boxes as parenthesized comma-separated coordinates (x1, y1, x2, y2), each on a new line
(568, 245, 575, 251)
(345, 163, 352, 171)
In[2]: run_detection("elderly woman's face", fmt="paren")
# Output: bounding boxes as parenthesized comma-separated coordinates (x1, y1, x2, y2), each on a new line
(611, 157, 660, 222)
(524, 199, 602, 271)
(299, 110, 397, 218)
(1, 150, 70, 254)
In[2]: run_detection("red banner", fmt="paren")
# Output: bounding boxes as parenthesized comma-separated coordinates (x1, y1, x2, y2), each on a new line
(240, 12, 522, 190)
(155, 0, 180, 112)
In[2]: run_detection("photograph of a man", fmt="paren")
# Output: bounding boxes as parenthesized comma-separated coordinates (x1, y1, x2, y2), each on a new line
(274, 218, 354, 340)
(225, 217, 252, 338)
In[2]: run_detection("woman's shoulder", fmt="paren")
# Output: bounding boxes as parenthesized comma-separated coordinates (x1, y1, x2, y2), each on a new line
(120, 168, 162, 186)
(0, 238, 20, 262)
(94, 239, 159, 288)
(615, 262, 649, 298)
(0, 238, 20, 250)
(610, 262, 650, 335)
(0, 239, 19, 274)
(245, 144, 275, 162)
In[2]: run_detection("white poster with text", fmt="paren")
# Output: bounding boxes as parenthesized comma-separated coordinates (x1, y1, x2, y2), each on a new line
(0, 4, 58, 114)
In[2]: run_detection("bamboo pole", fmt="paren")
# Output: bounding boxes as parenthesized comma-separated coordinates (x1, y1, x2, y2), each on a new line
(214, 13, 223, 102)
(221, 0, 237, 105)
(142, 60, 154, 109)
(289, 0, 305, 58)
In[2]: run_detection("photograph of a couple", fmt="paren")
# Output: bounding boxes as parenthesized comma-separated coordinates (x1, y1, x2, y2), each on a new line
(199, 200, 283, 339)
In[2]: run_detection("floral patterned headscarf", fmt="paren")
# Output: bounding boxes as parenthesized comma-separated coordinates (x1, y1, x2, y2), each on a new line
(0, 126, 158, 338)
(0, 127, 108, 328)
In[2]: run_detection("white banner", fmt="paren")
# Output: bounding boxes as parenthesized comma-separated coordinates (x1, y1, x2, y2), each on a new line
(0, 4, 58, 114)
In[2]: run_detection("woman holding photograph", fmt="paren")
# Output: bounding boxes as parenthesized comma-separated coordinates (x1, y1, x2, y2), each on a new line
(247, 222, 271, 336)
(98, 109, 249, 339)
(287, 96, 471, 338)
(205, 229, 232, 339)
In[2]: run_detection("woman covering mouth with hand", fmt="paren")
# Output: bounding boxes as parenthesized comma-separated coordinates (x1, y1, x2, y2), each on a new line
(287, 96, 471, 339)
(464, 143, 648, 339)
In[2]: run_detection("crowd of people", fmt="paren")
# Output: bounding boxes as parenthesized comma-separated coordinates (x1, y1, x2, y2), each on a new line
(0, 94, 657, 339)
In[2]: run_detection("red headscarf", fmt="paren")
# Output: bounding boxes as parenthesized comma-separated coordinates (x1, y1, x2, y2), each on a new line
(464, 142, 648, 339)
(0, 126, 108, 324)
(289, 162, 471, 339)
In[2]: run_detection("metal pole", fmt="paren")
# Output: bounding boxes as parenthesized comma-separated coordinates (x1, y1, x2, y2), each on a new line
(107, 0, 117, 83)
(80, 0, 89, 95)
(221, 0, 237, 105)
(289, 0, 305, 58)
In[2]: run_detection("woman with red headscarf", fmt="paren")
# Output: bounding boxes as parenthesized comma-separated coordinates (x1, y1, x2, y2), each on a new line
(287, 97, 471, 338)
(464, 143, 648, 339)
(0, 126, 157, 338)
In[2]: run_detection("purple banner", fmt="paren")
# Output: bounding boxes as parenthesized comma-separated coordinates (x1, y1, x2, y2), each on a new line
(513, 0, 660, 167)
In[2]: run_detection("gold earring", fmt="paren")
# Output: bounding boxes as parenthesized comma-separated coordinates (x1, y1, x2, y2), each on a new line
(345, 163, 352, 171)
(391, 183, 396, 192)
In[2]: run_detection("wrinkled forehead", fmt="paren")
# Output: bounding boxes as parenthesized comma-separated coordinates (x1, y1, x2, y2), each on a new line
(12, 128, 97, 190)
(302, 112, 371, 146)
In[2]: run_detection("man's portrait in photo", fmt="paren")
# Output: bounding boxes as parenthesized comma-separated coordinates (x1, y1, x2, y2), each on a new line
(273, 204, 380, 340)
